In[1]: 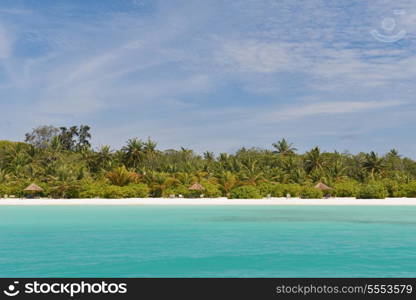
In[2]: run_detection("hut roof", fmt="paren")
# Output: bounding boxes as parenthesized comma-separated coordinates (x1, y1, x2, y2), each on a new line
(188, 183, 205, 191)
(314, 182, 332, 190)
(24, 183, 44, 192)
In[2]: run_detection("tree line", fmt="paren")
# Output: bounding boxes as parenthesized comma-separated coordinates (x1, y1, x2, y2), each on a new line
(1, 124, 416, 199)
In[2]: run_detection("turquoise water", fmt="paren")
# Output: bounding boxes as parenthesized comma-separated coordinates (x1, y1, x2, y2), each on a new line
(1, 206, 416, 277)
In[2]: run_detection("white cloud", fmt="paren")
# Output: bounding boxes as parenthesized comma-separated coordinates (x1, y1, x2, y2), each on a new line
(261, 100, 406, 122)
(0, 8, 32, 15)
(217, 40, 296, 73)
(0, 24, 13, 59)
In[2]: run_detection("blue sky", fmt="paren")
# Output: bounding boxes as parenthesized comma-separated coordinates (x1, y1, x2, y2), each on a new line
(0, 0, 415, 156)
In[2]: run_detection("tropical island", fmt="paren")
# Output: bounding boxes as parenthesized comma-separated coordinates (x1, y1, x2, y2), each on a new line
(1, 124, 416, 200)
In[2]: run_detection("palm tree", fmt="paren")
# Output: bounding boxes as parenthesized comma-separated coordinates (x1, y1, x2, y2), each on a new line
(385, 148, 403, 172)
(326, 158, 348, 182)
(272, 138, 297, 156)
(203, 151, 215, 161)
(142, 171, 172, 197)
(122, 138, 144, 169)
(304, 147, 325, 174)
(194, 170, 209, 182)
(387, 149, 400, 158)
(58, 126, 79, 151)
(180, 147, 193, 160)
(239, 159, 264, 185)
(217, 171, 238, 196)
(143, 138, 158, 170)
(363, 151, 386, 180)
(95, 145, 114, 171)
(2, 144, 32, 177)
(106, 166, 139, 186)
(0, 169, 10, 183)
(77, 125, 92, 150)
(143, 138, 157, 154)
(174, 172, 195, 186)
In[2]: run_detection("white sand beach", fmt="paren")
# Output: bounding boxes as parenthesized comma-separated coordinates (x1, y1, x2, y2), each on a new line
(1, 197, 416, 206)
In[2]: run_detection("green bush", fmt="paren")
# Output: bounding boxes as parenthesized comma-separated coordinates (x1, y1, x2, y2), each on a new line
(124, 184, 149, 198)
(102, 184, 149, 198)
(300, 187, 323, 199)
(271, 183, 285, 197)
(393, 184, 407, 197)
(229, 185, 262, 199)
(200, 181, 222, 198)
(49, 181, 80, 198)
(271, 183, 302, 197)
(187, 189, 203, 198)
(334, 181, 359, 197)
(285, 184, 302, 197)
(162, 187, 178, 198)
(79, 182, 106, 198)
(0, 184, 10, 198)
(381, 179, 402, 197)
(257, 182, 276, 197)
(403, 182, 416, 197)
(103, 185, 126, 198)
(272, 184, 302, 197)
(162, 185, 190, 198)
(357, 183, 388, 199)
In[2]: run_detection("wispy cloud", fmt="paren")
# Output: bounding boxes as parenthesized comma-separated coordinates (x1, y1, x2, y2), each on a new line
(216, 40, 297, 73)
(0, 8, 32, 15)
(0, 24, 13, 59)
(261, 100, 406, 122)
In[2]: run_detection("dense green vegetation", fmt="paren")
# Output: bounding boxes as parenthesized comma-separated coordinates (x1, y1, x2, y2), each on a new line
(1, 125, 416, 199)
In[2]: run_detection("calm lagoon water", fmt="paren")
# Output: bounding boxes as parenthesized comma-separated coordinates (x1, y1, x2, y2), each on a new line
(1, 205, 416, 277)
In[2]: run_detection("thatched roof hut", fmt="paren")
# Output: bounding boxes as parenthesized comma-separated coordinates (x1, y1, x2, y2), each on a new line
(188, 183, 205, 191)
(314, 182, 332, 190)
(24, 183, 44, 192)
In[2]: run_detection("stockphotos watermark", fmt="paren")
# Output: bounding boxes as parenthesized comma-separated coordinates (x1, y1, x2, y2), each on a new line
(2, 280, 127, 297)
(370, 9, 407, 43)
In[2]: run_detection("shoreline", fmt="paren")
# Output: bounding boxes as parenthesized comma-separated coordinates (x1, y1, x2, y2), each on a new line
(1, 197, 416, 206)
